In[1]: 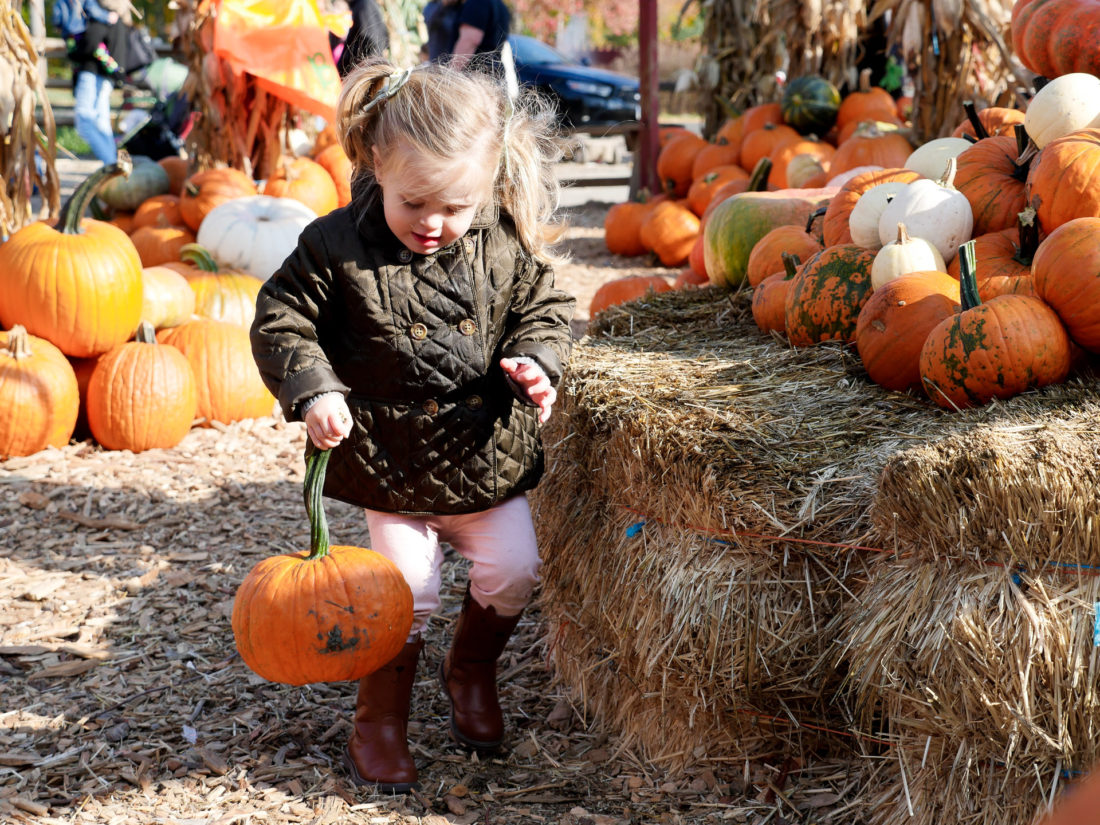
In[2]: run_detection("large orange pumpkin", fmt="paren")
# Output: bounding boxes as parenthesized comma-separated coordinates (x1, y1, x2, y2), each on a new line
(855, 270, 961, 392)
(638, 200, 700, 266)
(0, 158, 143, 358)
(86, 322, 198, 452)
(919, 240, 1071, 409)
(232, 449, 414, 685)
(1031, 216, 1100, 351)
(836, 69, 901, 132)
(656, 132, 708, 196)
(1025, 127, 1100, 235)
(1011, 0, 1100, 79)
(946, 208, 1040, 301)
(953, 126, 1030, 236)
(157, 318, 276, 425)
(0, 326, 80, 457)
(604, 198, 659, 256)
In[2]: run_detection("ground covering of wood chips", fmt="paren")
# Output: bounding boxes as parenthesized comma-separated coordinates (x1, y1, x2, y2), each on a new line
(0, 204, 872, 825)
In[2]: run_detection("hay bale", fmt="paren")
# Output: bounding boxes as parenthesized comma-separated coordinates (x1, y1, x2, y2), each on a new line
(534, 286, 1100, 774)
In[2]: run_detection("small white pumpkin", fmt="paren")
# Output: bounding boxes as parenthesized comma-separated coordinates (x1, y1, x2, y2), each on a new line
(848, 180, 912, 250)
(871, 223, 947, 290)
(785, 153, 830, 189)
(196, 195, 317, 281)
(1023, 72, 1100, 149)
(904, 137, 972, 179)
(877, 157, 973, 262)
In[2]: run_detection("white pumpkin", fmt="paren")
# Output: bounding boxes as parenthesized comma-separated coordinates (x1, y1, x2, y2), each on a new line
(848, 180, 913, 250)
(196, 195, 318, 281)
(785, 153, 830, 189)
(904, 137, 971, 180)
(871, 223, 947, 290)
(877, 157, 973, 262)
(1023, 72, 1100, 149)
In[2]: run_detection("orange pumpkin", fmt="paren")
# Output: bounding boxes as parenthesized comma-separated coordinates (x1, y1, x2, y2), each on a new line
(158, 156, 190, 196)
(740, 123, 802, 176)
(639, 200, 700, 266)
(604, 197, 663, 256)
(265, 156, 340, 217)
(157, 318, 276, 425)
(589, 275, 673, 317)
(829, 122, 913, 177)
(132, 194, 184, 230)
(1031, 216, 1100, 351)
(656, 132, 708, 196)
(768, 137, 836, 189)
(179, 168, 259, 231)
(232, 449, 414, 685)
(919, 240, 1071, 409)
(951, 101, 1026, 140)
(1025, 128, 1100, 235)
(744, 207, 825, 286)
(700, 157, 774, 225)
(691, 141, 741, 180)
(855, 270, 961, 392)
(0, 326, 80, 457)
(130, 222, 198, 268)
(737, 102, 784, 141)
(953, 126, 1030, 236)
(947, 208, 1040, 301)
(751, 252, 801, 335)
(86, 321, 198, 452)
(313, 143, 353, 208)
(0, 159, 143, 358)
(687, 165, 750, 217)
(836, 69, 901, 131)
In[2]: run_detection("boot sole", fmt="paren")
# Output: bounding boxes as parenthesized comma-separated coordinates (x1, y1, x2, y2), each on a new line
(438, 660, 503, 752)
(341, 746, 418, 794)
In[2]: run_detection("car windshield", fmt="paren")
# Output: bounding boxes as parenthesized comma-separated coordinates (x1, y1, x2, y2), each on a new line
(508, 35, 567, 67)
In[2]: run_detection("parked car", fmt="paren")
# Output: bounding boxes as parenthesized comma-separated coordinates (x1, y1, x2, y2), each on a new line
(508, 34, 640, 132)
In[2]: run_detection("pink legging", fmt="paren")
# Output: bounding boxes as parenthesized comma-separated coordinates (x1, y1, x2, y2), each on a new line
(364, 493, 541, 634)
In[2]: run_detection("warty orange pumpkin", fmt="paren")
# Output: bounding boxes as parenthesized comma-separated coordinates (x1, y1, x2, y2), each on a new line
(1031, 216, 1100, 351)
(783, 243, 877, 346)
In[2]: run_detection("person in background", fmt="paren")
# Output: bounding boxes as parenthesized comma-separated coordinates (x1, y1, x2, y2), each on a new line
(250, 57, 573, 791)
(335, 0, 390, 77)
(59, 0, 121, 164)
(423, 0, 462, 63)
(449, 0, 510, 71)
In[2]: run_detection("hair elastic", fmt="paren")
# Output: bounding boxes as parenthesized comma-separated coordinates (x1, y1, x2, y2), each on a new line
(362, 67, 414, 115)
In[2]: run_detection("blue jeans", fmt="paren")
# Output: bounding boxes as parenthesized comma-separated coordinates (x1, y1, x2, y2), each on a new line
(73, 70, 117, 164)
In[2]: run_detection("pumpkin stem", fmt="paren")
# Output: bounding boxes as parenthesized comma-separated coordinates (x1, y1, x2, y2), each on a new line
(304, 449, 332, 560)
(134, 321, 157, 344)
(936, 156, 958, 189)
(805, 205, 828, 233)
(178, 243, 221, 272)
(3, 325, 31, 360)
(747, 157, 772, 192)
(961, 101, 990, 141)
(858, 67, 873, 94)
(780, 252, 801, 280)
(1011, 124, 1031, 182)
(958, 240, 981, 311)
(57, 151, 134, 235)
(1016, 137, 1039, 167)
(1013, 207, 1040, 266)
(895, 222, 910, 245)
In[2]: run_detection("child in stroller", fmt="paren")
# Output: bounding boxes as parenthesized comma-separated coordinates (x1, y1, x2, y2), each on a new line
(117, 56, 192, 160)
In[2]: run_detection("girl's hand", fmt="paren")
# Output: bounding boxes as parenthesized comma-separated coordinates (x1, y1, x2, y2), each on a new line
(304, 395, 353, 449)
(500, 357, 556, 424)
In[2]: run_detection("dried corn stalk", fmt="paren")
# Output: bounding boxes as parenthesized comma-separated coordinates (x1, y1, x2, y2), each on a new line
(177, 0, 294, 180)
(1, 1, 59, 238)
(878, 0, 1031, 140)
(697, 0, 865, 135)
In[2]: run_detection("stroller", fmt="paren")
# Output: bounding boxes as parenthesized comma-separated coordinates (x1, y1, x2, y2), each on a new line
(117, 56, 193, 160)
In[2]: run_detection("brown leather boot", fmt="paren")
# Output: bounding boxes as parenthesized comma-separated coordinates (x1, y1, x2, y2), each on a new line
(343, 636, 423, 792)
(439, 589, 522, 751)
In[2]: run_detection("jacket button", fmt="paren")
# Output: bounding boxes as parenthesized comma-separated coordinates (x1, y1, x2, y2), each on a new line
(410, 322, 428, 340)
(459, 318, 476, 335)
(423, 399, 439, 415)
(398, 249, 413, 263)
(463, 238, 474, 255)
(466, 394, 483, 411)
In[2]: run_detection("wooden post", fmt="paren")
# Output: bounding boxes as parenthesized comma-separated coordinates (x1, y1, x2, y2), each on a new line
(635, 0, 660, 198)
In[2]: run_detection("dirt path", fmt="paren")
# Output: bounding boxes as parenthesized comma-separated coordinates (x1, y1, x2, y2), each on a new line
(0, 203, 742, 825)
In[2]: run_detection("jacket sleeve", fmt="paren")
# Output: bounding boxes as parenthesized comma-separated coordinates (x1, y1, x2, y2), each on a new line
(250, 223, 351, 420)
(499, 255, 575, 387)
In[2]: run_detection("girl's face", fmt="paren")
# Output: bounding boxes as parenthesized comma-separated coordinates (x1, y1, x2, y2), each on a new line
(373, 143, 493, 256)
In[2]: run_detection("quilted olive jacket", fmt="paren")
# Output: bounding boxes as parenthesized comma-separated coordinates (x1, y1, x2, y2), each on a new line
(250, 192, 575, 515)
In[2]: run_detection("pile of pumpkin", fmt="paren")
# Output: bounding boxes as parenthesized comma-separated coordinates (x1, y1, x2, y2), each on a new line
(0, 131, 355, 458)
(601, 68, 1100, 411)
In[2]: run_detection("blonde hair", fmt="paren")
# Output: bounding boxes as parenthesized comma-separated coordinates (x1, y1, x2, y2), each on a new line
(336, 58, 568, 264)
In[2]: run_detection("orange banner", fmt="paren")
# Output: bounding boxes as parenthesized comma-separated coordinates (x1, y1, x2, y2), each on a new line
(213, 0, 342, 121)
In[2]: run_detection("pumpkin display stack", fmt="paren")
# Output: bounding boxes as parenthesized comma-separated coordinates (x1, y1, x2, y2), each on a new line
(232, 449, 414, 685)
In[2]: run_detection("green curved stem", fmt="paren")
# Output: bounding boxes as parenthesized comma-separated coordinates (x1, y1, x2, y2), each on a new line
(56, 152, 133, 235)
(780, 252, 801, 280)
(958, 240, 981, 311)
(178, 243, 221, 272)
(747, 157, 772, 192)
(304, 449, 332, 560)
